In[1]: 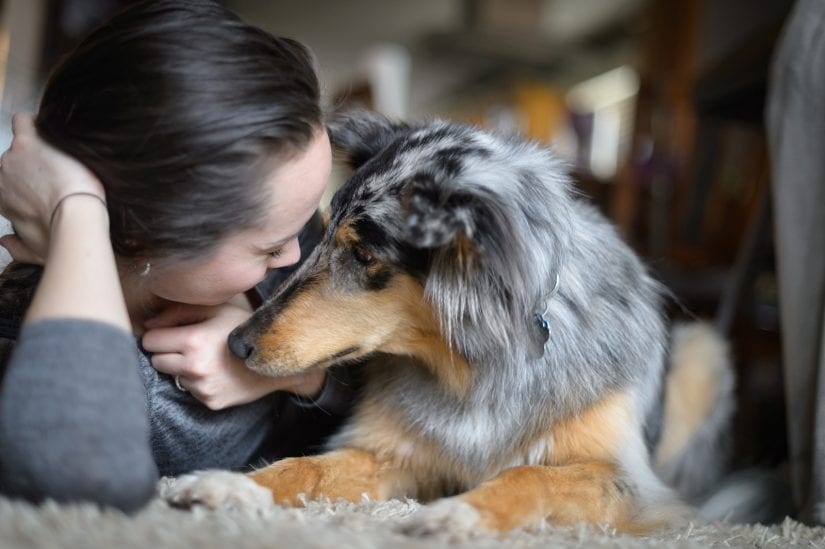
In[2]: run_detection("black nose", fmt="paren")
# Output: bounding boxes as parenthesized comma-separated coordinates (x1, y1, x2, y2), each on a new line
(228, 327, 255, 359)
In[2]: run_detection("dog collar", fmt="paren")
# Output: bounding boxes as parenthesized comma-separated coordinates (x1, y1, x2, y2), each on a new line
(535, 273, 561, 339)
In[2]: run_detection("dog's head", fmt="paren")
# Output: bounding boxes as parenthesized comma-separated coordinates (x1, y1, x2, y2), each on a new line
(228, 111, 569, 382)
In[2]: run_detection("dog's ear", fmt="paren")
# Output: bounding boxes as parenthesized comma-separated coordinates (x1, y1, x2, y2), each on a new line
(327, 110, 408, 169)
(403, 175, 476, 250)
(402, 174, 513, 262)
(402, 174, 549, 360)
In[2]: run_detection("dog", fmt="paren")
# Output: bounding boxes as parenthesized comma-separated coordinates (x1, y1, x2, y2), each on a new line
(166, 111, 734, 534)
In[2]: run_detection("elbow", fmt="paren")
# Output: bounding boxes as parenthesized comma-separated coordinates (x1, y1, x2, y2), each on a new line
(0, 442, 159, 514)
(110, 472, 160, 513)
(2, 458, 159, 514)
(0, 399, 159, 513)
(79, 462, 160, 513)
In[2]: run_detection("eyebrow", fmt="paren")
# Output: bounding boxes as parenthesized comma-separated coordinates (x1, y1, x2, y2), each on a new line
(255, 231, 301, 253)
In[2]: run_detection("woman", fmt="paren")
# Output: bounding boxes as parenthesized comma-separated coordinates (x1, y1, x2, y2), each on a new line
(0, 0, 355, 512)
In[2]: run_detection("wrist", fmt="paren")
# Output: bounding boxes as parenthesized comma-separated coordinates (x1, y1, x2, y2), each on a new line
(49, 193, 110, 238)
(25, 188, 129, 331)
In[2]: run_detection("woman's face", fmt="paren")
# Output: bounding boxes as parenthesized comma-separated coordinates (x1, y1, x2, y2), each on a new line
(148, 129, 332, 306)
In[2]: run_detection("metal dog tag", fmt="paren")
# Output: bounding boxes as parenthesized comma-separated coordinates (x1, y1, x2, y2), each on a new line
(535, 313, 551, 345)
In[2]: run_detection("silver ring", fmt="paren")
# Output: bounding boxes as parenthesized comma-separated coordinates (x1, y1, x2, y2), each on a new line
(174, 375, 188, 393)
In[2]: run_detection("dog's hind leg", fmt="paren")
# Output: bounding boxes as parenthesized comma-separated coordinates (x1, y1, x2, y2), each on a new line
(247, 448, 413, 506)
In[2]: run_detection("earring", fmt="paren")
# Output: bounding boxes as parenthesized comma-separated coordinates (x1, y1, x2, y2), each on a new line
(139, 262, 151, 276)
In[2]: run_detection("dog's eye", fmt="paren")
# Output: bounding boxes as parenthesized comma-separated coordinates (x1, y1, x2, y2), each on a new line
(352, 246, 374, 265)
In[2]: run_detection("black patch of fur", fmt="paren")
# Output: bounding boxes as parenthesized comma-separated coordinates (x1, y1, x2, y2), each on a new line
(353, 217, 389, 250)
(327, 110, 410, 169)
(431, 146, 490, 178)
(364, 266, 394, 291)
(395, 245, 433, 280)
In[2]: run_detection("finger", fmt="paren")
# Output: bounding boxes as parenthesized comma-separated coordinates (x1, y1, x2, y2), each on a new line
(149, 352, 186, 375)
(0, 234, 43, 265)
(11, 112, 36, 136)
(141, 325, 193, 354)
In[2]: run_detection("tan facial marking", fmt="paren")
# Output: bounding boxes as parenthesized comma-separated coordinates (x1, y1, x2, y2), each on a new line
(254, 224, 472, 394)
(333, 222, 359, 247)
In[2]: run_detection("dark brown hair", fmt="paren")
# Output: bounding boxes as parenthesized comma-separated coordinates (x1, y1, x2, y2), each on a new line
(36, 0, 322, 261)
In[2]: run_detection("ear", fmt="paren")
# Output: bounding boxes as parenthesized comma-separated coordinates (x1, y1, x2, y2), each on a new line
(326, 109, 408, 169)
(402, 174, 514, 264)
(403, 174, 476, 250)
(402, 175, 548, 359)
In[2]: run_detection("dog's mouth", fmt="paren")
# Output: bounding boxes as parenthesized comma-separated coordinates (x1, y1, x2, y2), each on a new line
(245, 345, 363, 377)
(322, 346, 362, 364)
(305, 346, 363, 371)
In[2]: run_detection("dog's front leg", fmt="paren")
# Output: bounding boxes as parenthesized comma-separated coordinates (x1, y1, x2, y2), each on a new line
(165, 448, 410, 512)
(248, 447, 409, 506)
(406, 461, 644, 535)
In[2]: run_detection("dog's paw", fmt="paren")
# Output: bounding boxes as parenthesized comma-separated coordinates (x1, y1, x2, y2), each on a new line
(399, 498, 484, 540)
(162, 470, 274, 514)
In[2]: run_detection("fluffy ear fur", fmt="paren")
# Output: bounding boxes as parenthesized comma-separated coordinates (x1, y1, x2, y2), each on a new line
(327, 110, 409, 169)
(403, 174, 489, 250)
(402, 174, 548, 360)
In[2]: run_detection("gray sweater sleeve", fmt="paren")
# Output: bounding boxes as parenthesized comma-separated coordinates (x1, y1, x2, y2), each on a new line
(0, 319, 158, 512)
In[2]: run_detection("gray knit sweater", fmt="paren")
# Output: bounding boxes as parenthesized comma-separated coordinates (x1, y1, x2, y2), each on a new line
(0, 214, 359, 512)
(0, 319, 356, 512)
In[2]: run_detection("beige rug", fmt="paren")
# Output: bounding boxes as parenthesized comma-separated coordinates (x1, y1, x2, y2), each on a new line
(2, 489, 824, 549)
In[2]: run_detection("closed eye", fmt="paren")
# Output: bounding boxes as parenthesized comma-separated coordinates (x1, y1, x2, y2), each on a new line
(352, 246, 374, 265)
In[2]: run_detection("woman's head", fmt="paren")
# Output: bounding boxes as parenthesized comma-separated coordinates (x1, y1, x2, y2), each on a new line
(36, 0, 325, 271)
(147, 128, 331, 306)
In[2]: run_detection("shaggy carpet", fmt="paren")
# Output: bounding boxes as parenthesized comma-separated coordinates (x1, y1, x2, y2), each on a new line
(1, 483, 824, 549)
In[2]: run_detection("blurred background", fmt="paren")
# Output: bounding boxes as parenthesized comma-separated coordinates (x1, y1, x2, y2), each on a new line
(0, 0, 795, 482)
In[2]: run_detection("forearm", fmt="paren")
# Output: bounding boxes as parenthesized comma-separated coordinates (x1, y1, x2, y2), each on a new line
(0, 320, 158, 511)
(24, 195, 130, 332)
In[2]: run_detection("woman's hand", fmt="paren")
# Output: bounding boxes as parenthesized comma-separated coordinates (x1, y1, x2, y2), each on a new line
(141, 301, 326, 410)
(0, 113, 105, 264)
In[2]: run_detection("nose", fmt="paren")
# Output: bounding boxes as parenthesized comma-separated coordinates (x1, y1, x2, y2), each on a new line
(228, 327, 256, 360)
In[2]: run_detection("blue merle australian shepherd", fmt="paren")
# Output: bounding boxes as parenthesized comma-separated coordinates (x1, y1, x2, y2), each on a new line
(167, 111, 734, 534)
